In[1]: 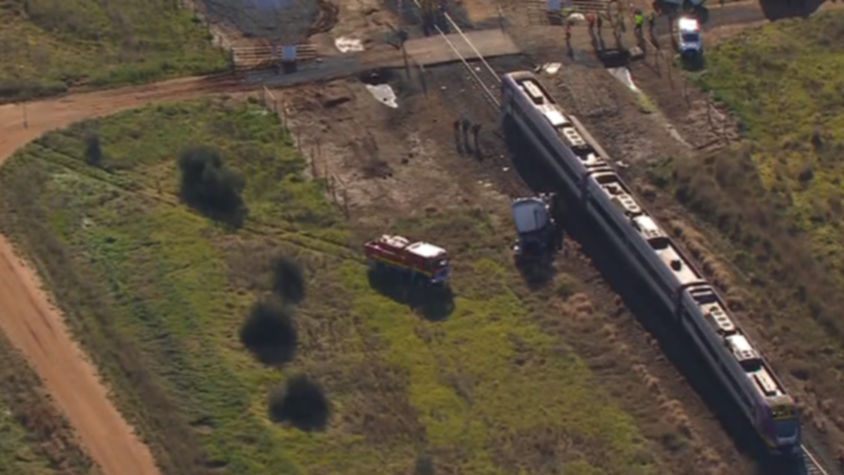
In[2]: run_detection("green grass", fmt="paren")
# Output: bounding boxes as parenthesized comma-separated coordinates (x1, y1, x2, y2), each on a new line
(0, 0, 227, 102)
(698, 10, 844, 267)
(645, 10, 844, 425)
(0, 97, 666, 474)
(0, 401, 62, 475)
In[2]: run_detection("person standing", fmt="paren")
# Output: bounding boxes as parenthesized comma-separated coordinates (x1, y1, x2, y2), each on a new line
(634, 8, 644, 37)
(647, 9, 656, 38)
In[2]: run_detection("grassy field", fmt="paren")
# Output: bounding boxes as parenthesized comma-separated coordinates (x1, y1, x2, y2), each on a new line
(648, 10, 844, 432)
(0, 0, 227, 102)
(0, 330, 98, 475)
(0, 97, 670, 474)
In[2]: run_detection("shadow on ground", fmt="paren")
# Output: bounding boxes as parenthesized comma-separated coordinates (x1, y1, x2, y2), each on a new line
(367, 269, 455, 321)
(499, 116, 563, 289)
(759, 0, 827, 20)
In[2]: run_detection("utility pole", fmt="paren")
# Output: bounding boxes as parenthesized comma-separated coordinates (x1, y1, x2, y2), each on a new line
(17, 64, 27, 129)
(397, 0, 410, 80)
(399, 30, 410, 80)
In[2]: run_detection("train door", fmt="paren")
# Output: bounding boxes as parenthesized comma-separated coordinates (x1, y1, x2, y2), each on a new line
(501, 80, 514, 116)
(578, 171, 591, 209)
(673, 286, 685, 326)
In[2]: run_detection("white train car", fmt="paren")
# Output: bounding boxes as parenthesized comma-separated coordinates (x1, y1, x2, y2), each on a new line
(500, 70, 801, 454)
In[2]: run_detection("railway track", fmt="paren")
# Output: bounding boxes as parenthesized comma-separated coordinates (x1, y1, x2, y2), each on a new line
(803, 443, 832, 475)
(401, 3, 838, 475)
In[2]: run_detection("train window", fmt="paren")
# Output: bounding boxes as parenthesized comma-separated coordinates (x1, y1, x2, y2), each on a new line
(545, 110, 567, 128)
(523, 81, 546, 105)
(649, 236, 670, 250)
(772, 405, 795, 420)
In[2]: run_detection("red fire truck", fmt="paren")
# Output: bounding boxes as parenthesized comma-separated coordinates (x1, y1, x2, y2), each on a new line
(364, 234, 451, 285)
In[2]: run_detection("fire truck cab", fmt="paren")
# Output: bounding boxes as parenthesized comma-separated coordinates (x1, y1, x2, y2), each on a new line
(364, 235, 451, 285)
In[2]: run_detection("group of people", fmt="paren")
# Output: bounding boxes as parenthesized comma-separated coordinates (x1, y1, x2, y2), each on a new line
(563, 2, 659, 42)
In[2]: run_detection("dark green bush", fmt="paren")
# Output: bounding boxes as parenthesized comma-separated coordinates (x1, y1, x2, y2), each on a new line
(239, 297, 297, 366)
(84, 133, 103, 167)
(268, 374, 329, 431)
(177, 145, 246, 226)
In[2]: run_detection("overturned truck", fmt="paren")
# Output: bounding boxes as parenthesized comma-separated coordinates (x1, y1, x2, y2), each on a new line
(511, 193, 563, 267)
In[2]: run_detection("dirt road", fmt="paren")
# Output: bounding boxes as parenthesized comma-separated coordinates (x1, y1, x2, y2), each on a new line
(0, 75, 253, 475)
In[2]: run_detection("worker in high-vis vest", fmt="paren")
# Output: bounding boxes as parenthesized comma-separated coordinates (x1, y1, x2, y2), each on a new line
(634, 9, 644, 36)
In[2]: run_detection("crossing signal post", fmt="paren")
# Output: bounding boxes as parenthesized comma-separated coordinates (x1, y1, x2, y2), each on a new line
(399, 29, 410, 79)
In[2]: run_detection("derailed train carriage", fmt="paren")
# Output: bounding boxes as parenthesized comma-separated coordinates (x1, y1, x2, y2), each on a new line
(500, 70, 801, 454)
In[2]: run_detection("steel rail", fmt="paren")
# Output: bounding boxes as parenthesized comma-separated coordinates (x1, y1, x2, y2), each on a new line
(404, 0, 501, 108)
(432, 23, 501, 108)
(802, 444, 830, 475)
(437, 7, 502, 84)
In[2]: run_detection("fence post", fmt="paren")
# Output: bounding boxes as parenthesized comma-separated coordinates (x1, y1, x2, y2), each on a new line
(330, 175, 338, 204)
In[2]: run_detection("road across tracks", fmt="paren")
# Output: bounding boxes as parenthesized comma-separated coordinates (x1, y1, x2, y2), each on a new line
(365, 28, 520, 68)
(242, 29, 521, 88)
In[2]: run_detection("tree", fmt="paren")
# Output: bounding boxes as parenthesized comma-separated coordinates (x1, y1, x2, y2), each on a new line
(271, 255, 305, 304)
(84, 133, 103, 167)
(239, 297, 297, 366)
(268, 374, 330, 431)
(177, 145, 247, 226)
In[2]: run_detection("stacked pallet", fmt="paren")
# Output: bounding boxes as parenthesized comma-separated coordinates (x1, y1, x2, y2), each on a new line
(232, 43, 318, 71)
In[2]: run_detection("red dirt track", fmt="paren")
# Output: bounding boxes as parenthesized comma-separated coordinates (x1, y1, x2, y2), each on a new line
(0, 76, 252, 475)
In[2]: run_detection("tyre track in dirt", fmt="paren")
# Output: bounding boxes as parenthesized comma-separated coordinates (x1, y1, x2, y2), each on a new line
(0, 74, 256, 475)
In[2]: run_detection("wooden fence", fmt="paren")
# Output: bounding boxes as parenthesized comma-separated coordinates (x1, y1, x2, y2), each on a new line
(232, 43, 318, 72)
(256, 86, 350, 218)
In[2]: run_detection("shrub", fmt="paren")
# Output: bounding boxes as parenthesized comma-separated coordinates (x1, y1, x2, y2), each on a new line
(177, 145, 246, 226)
(650, 146, 844, 344)
(239, 297, 297, 366)
(268, 374, 330, 431)
(271, 255, 305, 305)
(414, 454, 435, 475)
(84, 133, 103, 167)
